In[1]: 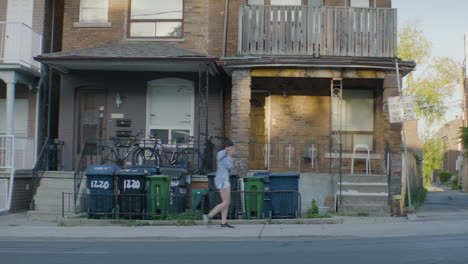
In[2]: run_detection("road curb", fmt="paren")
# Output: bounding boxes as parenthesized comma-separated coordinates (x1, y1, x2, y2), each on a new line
(59, 217, 343, 226)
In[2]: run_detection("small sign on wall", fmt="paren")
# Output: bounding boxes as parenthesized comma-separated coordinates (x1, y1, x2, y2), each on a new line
(388, 95, 417, 123)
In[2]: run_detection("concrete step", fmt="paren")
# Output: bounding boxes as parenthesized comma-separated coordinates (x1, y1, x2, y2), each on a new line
(41, 171, 76, 179)
(338, 192, 388, 205)
(338, 204, 390, 216)
(338, 182, 388, 193)
(341, 174, 387, 184)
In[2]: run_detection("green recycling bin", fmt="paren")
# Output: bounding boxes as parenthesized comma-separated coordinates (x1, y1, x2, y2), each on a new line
(147, 175, 170, 218)
(243, 177, 265, 219)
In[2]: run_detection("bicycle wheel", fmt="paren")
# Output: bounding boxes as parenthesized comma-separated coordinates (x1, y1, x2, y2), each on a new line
(133, 148, 161, 167)
(93, 146, 118, 165)
(175, 148, 200, 173)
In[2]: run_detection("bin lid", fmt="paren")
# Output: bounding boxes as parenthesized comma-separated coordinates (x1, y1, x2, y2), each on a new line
(129, 165, 160, 175)
(147, 175, 170, 181)
(269, 173, 300, 178)
(253, 172, 269, 177)
(243, 177, 264, 182)
(85, 164, 120, 176)
(159, 166, 188, 180)
(206, 172, 238, 177)
(116, 168, 148, 176)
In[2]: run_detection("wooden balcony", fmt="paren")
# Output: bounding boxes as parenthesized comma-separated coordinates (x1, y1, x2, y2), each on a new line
(0, 22, 42, 70)
(238, 5, 397, 58)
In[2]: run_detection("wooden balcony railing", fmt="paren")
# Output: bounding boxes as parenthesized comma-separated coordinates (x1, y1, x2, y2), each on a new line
(238, 5, 397, 58)
(0, 22, 42, 70)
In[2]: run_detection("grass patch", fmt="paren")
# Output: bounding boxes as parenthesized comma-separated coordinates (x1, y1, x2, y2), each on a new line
(357, 212, 369, 216)
(410, 187, 427, 209)
(126, 221, 150, 227)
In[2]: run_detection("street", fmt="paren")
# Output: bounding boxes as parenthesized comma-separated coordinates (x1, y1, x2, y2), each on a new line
(1, 234, 467, 264)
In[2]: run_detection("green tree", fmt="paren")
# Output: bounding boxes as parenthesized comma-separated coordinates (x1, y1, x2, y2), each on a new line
(398, 23, 462, 127)
(423, 138, 444, 188)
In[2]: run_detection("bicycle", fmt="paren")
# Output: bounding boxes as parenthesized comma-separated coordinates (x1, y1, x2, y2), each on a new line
(92, 130, 158, 167)
(133, 134, 200, 172)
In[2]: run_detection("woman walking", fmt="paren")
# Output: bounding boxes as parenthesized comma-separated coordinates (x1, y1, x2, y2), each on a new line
(205, 140, 235, 228)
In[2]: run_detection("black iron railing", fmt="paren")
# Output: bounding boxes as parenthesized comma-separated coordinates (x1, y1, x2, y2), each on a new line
(31, 138, 64, 209)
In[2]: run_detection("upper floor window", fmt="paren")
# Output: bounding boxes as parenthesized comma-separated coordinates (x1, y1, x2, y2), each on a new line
(129, 0, 183, 39)
(350, 0, 370, 7)
(270, 0, 302, 5)
(79, 0, 109, 22)
(247, 0, 323, 6)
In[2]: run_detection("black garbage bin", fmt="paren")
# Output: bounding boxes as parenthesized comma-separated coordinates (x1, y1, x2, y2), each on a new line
(115, 168, 148, 219)
(129, 165, 160, 175)
(207, 172, 239, 219)
(159, 167, 188, 216)
(85, 164, 119, 219)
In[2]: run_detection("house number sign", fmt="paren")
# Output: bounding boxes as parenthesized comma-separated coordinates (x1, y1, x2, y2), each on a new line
(90, 180, 110, 190)
(123, 179, 141, 190)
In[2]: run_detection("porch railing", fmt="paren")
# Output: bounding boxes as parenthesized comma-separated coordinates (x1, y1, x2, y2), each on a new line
(0, 135, 14, 169)
(0, 22, 42, 70)
(238, 5, 397, 57)
(72, 138, 215, 203)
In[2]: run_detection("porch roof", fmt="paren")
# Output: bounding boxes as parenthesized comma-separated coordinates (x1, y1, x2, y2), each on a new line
(218, 56, 416, 77)
(35, 42, 218, 73)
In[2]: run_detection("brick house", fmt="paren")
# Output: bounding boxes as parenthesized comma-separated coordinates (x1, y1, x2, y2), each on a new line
(0, 0, 62, 212)
(31, 0, 415, 217)
(433, 118, 463, 183)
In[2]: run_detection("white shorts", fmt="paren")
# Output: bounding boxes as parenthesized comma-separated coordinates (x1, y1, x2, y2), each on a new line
(216, 181, 231, 190)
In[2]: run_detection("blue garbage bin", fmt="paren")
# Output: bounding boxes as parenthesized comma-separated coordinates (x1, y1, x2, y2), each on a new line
(85, 164, 119, 219)
(116, 168, 148, 219)
(269, 173, 300, 218)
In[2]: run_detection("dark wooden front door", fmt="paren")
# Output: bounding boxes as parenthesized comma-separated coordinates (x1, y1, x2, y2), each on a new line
(249, 92, 268, 170)
(76, 90, 107, 154)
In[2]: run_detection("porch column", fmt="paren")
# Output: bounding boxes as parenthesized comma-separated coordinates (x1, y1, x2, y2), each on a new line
(383, 72, 403, 191)
(231, 69, 251, 176)
(6, 82, 16, 135)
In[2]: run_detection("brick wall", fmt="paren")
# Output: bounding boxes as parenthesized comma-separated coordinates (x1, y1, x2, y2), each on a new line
(11, 177, 34, 212)
(33, 0, 45, 33)
(230, 69, 251, 176)
(61, 0, 216, 55)
(0, 0, 7, 21)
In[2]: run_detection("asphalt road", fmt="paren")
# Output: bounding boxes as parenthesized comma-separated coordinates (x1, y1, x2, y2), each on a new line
(1, 234, 468, 264)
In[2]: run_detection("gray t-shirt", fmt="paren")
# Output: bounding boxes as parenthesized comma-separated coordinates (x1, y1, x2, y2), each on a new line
(215, 149, 234, 188)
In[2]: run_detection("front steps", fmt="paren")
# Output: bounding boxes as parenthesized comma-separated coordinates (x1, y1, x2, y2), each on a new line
(337, 174, 390, 216)
(27, 171, 86, 221)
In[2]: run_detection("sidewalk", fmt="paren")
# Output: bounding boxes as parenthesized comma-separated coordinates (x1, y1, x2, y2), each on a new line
(1, 211, 468, 240)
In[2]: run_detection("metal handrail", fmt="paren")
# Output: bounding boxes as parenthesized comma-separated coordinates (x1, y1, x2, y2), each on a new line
(73, 139, 90, 203)
(31, 138, 50, 209)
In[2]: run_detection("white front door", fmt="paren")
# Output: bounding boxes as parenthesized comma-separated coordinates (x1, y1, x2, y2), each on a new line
(146, 78, 194, 143)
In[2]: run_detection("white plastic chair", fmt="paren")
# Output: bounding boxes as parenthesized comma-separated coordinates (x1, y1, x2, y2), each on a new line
(350, 144, 371, 175)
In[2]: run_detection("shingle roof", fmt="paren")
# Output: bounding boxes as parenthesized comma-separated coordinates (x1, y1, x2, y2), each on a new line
(38, 42, 213, 59)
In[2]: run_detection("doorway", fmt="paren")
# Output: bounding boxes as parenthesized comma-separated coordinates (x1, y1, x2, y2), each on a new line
(249, 92, 269, 170)
(76, 90, 107, 154)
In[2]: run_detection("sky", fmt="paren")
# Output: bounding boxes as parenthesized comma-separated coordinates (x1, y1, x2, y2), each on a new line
(392, 0, 468, 133)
